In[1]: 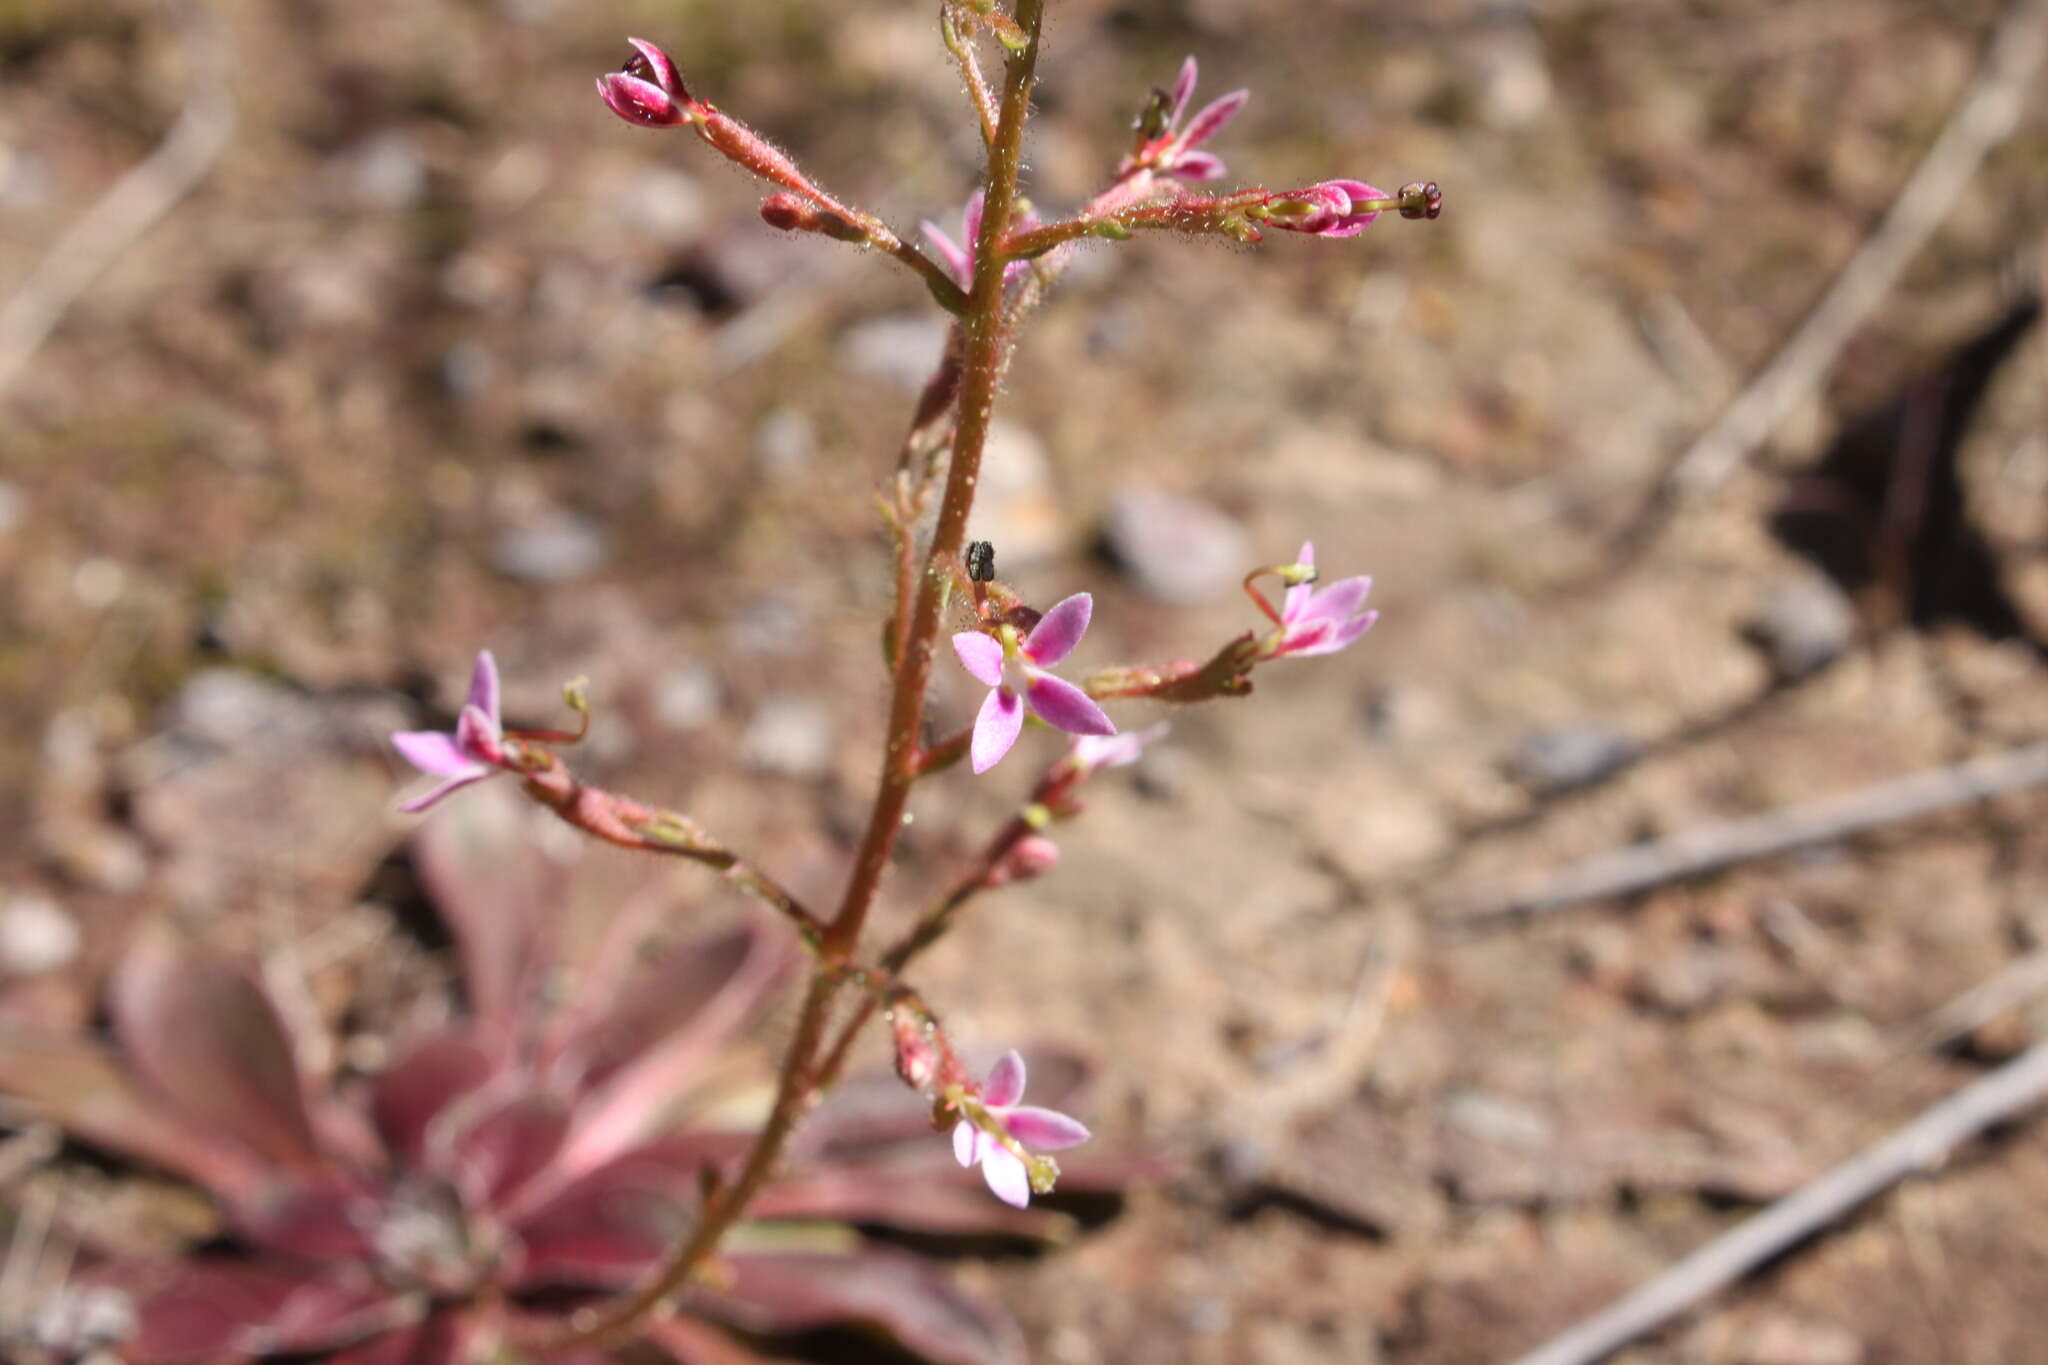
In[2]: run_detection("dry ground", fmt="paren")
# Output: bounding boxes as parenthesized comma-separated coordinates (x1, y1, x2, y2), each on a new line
(3, 1, 2047, 1362)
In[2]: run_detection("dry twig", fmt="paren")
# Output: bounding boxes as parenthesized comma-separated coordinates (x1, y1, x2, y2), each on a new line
(1662, 0, 2048, 500)
(0, 1, 234, 402)
(1506, 1039, 2048, 1365)
(1447, 741, 2048, 925)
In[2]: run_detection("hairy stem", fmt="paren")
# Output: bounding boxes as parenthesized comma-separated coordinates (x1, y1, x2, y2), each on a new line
(824, 0, 1048, 960)
(545, 2, 1051, 1349)
(543, 973, 841, 1351)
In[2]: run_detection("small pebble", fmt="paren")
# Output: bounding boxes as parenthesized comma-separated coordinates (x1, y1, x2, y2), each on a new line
(1746, 574, 1856, 682)
(1503, 725, 1640, 794)
(753, 407, 814, 478)
(0, 893, 81, 975)
(620, 167, 704, 241)
(492, 508, 608, 584)
(344, 130, 428, 210)
(1100, 489, 1250, 605)
(743, 695, 833, 778)
(839, 314, 949, 393)
(964, 420, 1061, 570)
(653, 663, 721, 732)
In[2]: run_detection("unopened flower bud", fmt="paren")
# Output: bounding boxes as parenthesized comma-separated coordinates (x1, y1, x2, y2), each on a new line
(892, 1011, 939, 1092)
(760, 192, 807, 231)
(597, 37, 693, 127)
(759, 192, 867, 243)
(1397, 181, 1443, 220)
(988, 833, 1059, 887)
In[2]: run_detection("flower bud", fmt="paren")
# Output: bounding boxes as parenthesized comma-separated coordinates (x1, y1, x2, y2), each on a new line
(1398, 181, 1443, 220)
(988, 833, 1059, 887)
(892, 1011, 939, 1092)
(758, 192, 867, 243)
(597, 38, 692, 127)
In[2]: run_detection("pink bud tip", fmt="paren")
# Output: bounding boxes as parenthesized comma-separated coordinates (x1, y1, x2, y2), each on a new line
(760, 192, 808, 231)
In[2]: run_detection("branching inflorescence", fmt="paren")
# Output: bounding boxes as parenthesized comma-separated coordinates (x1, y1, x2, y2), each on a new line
(425, 4, 1425, 1351)
(12, 7, 1434, 1365)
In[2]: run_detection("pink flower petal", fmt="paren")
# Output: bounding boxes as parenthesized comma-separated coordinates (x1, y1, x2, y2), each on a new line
(984, 1050, 1027, 1108)
(979, 1146, 1032, 1208)
(1167, 56, 1199, 128)
(596, 72, 683, 128)
(1002, 1105, 1091, 1151)
(454, 704, 500, 761)
(1022, 592, 1092, 666)
(920, 221, 970, 288)
(970, 686, 1024, 774)
(624, 37, 681, 96)
(464, 650, 500, 726)
(962, 189, 987, 256)
(1294, 609, 1378, 657)
(390, 730, 479, 780)
(395, 770, 489, 815)
(1173, 150, 1227, 181)
(1024, 672, 1115, 737)
(951, 631, 1005, 688)
(952, 1120, 979, 1168)
(1301, 575, 1373, 627)
(1282, 541, 1318, 621)
(1179, 88, 1248, 150)
(1070, 722, 1168, 776)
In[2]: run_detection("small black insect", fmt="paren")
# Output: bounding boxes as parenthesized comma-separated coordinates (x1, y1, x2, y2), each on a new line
(965, 539, 996, 583)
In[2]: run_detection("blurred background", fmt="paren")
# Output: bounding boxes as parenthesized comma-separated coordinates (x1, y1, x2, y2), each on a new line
(2, 0, 2046, 1360)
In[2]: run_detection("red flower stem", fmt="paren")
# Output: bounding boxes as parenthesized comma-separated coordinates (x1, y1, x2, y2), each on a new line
(546, 3, 1050, 1348)
(691, 105, 965, 311)
(881, 810, 1036, 974)
(824, 0, 1047, 963)
(513, 747, 826, 950)
(941, 6, 999, 151)
(1003, 190, 1271, 257)
(545, 972, 841, 1351)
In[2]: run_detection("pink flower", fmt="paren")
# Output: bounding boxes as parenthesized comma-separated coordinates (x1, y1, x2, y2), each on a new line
(1066, 721, 1169, 779)
(919, 190, 1038, 291)
(952, 594, 1115, 774)
(1131, 56, 1248, 182)
(390, 651, 507, 813)
(1273, 542, 1377, 656)
(1264, 179, 1389, 238)
(953, 1050, 1090, 1208)
(596, 36, 692, 127)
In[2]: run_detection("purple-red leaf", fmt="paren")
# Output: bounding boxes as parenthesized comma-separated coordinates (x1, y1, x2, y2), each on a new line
(703, 1248, 1026, 1365)
(371, 1030, 495, 1168)
(126, 1262, 409, 1364)
(109, 930, 327, 1179)
(325, 1307, 472, 1365)
(750, 1168, 1070, 1242)
(643, 1315, 806, 1365)
(410, 785, 559, 1039)
(552, 920, 790, 1178)
(0, 1028, 267, 1199)
(449, 1092, 571, 1210)
(234, 1182, 382, 1264)
(507, 1133, 747, 1290)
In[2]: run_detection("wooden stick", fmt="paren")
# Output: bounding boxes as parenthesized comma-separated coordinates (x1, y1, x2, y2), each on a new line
(0, 1, 234, 402)
(1663, 0, 2048, 500)
(1506, 1040, 2048, 1365)
(1447, 742, 2048, 925)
